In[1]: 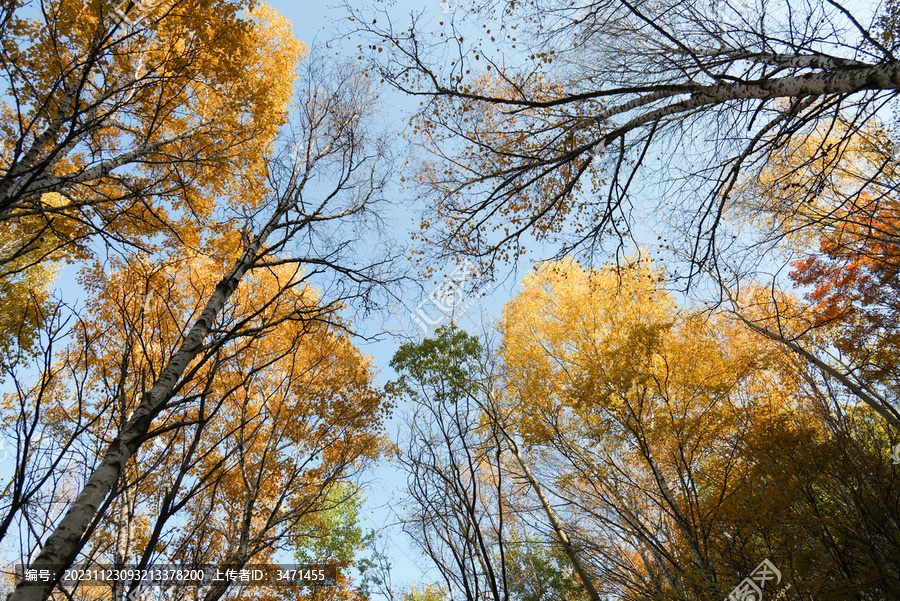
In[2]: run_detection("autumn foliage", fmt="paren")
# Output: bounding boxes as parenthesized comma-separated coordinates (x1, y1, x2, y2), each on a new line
(4, 2, 900, 601)
(789, 189, 900, 390)
(391, 258, 900, 601)
(0, 3, 398, 600)
(0, 0, 304, 272)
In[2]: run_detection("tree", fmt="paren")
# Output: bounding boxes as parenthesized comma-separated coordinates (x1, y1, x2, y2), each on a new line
(357, 536, 397, 601)
(704, 126, 900, 596)
(293, 481, 381, 600)
(19, 255, 389, 601)
(499, 258, 900, 600)
(0, 0, 302, 273)
(403, 584, 448, 601)
(501, 259, 743, 599)
(711, 122, 900, 428)
(0, 0, 304, 374)
(294, 483, 373, 569)
(353, 0, 900, 277)
(504, 539, 585, 601)
(0, 214, 60, 375)
(777, 132, 900, 394)
(389, 326, 511, 601)
(389, 325, 601, 601)
(1, 49, 398, 601)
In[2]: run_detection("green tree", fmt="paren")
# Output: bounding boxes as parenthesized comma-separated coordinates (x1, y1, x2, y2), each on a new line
(403, 584, 447, 601)
(389, 324, 483, 406)
(295, 482, 374, 569)
(505, 540, 585, 601)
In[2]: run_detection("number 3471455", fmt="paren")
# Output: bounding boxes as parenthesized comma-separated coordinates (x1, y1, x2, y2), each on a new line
(276, 569, 326, 582)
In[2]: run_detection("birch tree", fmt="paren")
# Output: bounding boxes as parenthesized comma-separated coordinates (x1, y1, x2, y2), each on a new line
(4, 255, 390, 601)
(2, 51, 397, 601)
(354, 0, 900, 277)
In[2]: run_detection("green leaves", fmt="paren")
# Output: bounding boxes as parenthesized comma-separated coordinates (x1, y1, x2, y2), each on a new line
(389, 324, 483, 406)
(505, 539, 584, 601)
(294, 482, 374, 567)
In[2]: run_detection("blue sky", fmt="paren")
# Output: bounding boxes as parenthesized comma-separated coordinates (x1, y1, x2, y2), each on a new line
(264, 0, 529, 590)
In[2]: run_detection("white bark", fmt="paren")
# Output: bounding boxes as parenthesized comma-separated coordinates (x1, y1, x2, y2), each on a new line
(485, 391, 603, 601)
(111, 485, 135, 601)
(599, 62, 900, 145)
(7, 193, 299, 601)
(0, 120, 212, 219)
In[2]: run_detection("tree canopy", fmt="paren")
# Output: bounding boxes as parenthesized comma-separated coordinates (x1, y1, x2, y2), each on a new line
(355, 0, 900, 278)
(3, 1, 900, 601)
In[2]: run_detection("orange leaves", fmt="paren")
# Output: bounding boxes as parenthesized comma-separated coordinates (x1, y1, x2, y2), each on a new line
(742, 123, 900, 392)
(54, 247, 390, 583)
(493, 258, 865, 599)
(500, 258, 802, 471)
(789, 200, 900, 384)
(502, 258, 674, 442)
(0, 0, 304, 274)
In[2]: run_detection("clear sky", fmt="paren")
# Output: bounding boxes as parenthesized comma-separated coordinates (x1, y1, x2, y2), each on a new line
(264, 0, 528, 591)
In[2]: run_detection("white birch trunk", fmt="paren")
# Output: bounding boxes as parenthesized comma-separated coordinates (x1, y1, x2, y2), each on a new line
(486, 391, 603, 601)
(8, 195, 297, 601)
(111, 485, 135, 601)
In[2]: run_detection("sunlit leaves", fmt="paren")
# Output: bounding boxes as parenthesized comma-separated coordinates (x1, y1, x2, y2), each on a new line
(0, 0, 305, 270)
(739, 123, 900, 401)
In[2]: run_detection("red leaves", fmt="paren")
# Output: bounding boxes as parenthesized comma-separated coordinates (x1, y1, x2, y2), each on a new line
(789, 197, 900, 383)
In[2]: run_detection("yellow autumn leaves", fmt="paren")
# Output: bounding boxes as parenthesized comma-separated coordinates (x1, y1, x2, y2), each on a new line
(490, 257, 890, 599)
(502, 258, 779, 446)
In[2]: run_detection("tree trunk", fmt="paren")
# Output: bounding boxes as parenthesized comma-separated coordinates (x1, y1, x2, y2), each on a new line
(8, 194, 298, 601)
(486, 391, 604, 601)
